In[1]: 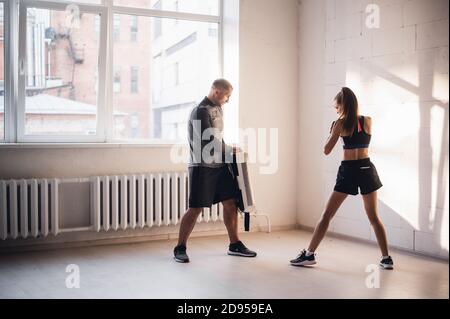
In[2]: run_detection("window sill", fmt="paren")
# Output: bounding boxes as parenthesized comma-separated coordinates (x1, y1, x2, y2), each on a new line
(0, 142, 186, 149)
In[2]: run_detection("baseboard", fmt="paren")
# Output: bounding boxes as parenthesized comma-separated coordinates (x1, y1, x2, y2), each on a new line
(0, 220, 298, 254)
(0, 221, 229, 253)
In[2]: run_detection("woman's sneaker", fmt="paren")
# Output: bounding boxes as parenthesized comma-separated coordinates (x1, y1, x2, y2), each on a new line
(380, 256, 394, 269)
(228, 241, 257, 257)
(290, 249, 316, 266)
(173, 245, 190, 263)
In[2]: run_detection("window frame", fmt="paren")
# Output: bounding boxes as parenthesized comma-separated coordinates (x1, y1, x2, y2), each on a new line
(1, 0, 14, 143)
(6, 0, 223, 144)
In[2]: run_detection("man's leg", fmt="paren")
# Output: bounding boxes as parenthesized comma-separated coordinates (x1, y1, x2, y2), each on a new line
(177, 207, 203, 247)
(222, 198, 240, 244)
(222, 198, 257, 257)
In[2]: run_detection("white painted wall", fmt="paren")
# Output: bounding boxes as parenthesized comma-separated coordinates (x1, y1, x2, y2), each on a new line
(298, 0, 449, 259)
(239, 0, 299, 227)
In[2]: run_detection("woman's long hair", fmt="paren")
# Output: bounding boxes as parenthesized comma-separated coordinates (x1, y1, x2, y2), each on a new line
(335, 87, 359, 136)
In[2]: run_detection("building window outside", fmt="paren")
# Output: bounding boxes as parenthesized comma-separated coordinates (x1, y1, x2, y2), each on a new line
(113, 14, 120, 41)
(130, 66, 138, 94)
(113, 66, 121, 93)
(130, 15, 138, 42)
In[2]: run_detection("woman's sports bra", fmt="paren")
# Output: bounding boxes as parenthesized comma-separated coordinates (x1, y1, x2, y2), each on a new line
(341, 116, 371, 149)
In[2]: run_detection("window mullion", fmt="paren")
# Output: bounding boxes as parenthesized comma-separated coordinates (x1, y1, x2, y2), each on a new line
(96, 5, 109, 142)
(3, 0, 19, 143)
(105, 0, 114, 142)
(16, 0, 27, 143)
(218, 0, 224, 78)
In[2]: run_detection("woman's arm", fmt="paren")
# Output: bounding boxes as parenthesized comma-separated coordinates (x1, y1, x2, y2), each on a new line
(324, 120, 342, 155)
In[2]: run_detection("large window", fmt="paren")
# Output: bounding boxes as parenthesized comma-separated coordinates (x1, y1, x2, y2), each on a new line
(2, 0, 221, 143)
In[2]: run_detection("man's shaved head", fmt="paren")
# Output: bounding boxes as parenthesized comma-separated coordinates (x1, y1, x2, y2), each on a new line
(208, 79, 233, 106)
(212, 78, 233, 92)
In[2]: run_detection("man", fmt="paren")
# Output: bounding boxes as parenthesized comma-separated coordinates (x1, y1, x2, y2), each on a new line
(173, 79, 257, 263)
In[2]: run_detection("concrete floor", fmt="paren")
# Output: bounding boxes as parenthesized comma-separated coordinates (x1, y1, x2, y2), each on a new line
(0, 229, 448, 299)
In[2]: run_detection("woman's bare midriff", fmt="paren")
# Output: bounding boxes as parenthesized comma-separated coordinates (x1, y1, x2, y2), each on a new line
(343, 148, 370, 161)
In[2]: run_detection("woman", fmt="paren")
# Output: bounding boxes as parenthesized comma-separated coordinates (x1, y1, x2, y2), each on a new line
(290, 87, 394, 269)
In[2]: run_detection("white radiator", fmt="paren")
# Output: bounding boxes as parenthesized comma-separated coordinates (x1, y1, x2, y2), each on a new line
(0, 179, 59, 240)
(90, 172, 224, 232)
(0, 170, 269, 242)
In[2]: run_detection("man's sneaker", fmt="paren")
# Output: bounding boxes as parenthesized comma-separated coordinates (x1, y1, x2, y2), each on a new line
(290, 249, 316, 266)
(174, 245, 190, 263)
(380, 256, 394, 269)
(228, 241, 257, 257)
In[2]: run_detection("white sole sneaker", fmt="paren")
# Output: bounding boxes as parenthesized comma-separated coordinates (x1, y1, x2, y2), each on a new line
(290, 260, 317, 266)
(379, 263, 393, 270)
(174, 257, 189, 263)
(227, 251, 257, 257)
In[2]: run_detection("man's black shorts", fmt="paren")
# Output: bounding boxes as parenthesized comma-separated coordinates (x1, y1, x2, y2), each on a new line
(188, 165, 238, 208)
(334, 158, 383, 195)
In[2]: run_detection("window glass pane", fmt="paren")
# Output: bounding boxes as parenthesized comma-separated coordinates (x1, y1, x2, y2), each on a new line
(24, 7, 101, 136)
(114, 0, 219, 16)
(0, 2, 4, 140)
(113, 15, 219, 141)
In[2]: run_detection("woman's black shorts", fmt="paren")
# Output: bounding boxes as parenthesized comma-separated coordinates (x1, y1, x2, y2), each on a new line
(334, 158, 382, 195)
(188, 165, 238, 208)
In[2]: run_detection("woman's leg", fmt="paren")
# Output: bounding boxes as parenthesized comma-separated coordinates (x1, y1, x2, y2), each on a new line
(307, 191, 348, 252)
(362, 191, 389, 256)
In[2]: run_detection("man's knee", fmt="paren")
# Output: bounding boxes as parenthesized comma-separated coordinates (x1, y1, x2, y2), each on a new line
(187, 207, 203, 216)
(222, 199, 237, 213)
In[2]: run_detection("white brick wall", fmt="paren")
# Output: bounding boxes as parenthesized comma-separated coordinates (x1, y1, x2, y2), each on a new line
(417, 19, 449, 50)
(299, 0, 449, 259)
(415, 229, 449, 256)
(403, 0, 449, 26)
(331, 216, 372, 239)
(370, 225, 415, 250)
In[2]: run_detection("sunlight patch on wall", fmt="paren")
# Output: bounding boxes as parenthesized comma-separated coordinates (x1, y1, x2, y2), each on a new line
(433, 73, 449, 104)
